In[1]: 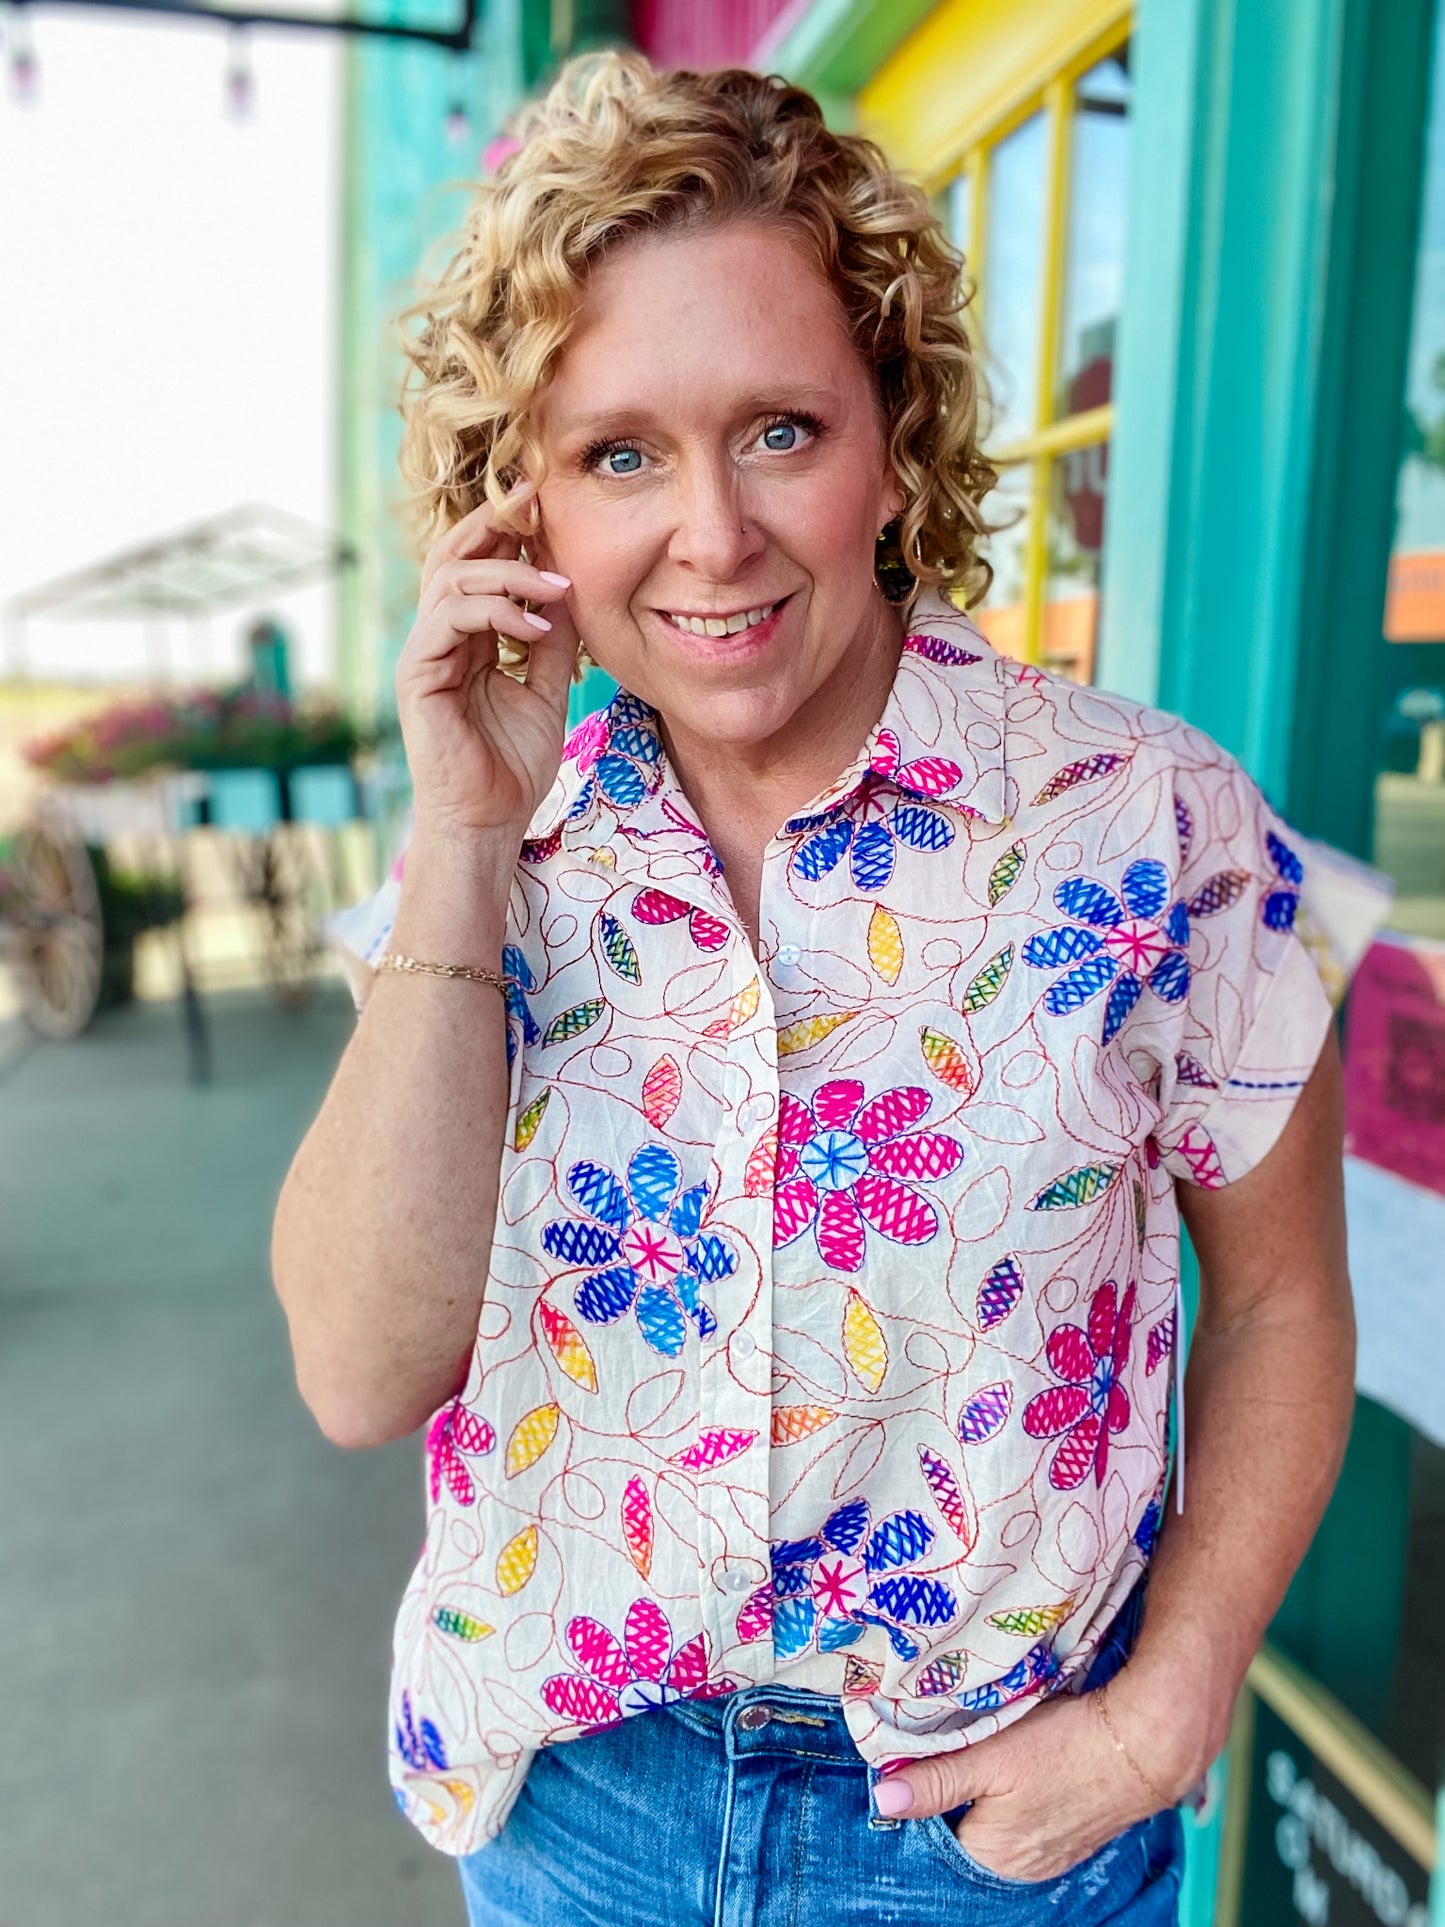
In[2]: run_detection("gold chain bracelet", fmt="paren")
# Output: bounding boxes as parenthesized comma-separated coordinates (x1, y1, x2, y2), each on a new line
(376, 952, 507, 998)
(1092, 1689, 1173, 1812)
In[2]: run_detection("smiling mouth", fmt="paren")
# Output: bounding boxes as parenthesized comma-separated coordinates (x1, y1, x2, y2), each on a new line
(660, 597, 787, 638)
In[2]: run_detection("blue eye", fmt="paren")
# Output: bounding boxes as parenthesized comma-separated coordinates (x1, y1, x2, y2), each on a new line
(606, 448, 643, 474)
(762, 422, 800, 451)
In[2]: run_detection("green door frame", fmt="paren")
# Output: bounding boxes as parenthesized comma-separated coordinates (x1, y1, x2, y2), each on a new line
(1101, 0, 1440, 1914)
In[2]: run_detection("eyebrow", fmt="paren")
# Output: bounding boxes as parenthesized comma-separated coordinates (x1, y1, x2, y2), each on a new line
(550, 386, 841, 441)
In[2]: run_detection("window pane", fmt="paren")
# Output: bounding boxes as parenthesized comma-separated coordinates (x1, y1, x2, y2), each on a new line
(972, 467, 1032, 662)
(1042, 441, 1110, 684)
(947, 168, 972, 266)
(1378, 11, 1445, 937)
(984, 112, 1047, 446)
(1058, 45, 1133, 419)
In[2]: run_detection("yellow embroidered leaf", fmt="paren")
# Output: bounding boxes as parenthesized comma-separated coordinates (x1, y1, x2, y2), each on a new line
(537, 1301, 598, 1393)
(504, 1402, 560, 1478)
(771, 1404, 838, 1446)
(986, 1598, 1075, 1638)
(431, 1607, 494, 1642)
(703, 978, 760, 1038)
(743, 1127, 777, 1197)
(439, 1778, 477, 1814)
(920, 1025, 974, 1096)
(842, 1288, 888, 1393)
(495, 1524, 539, 1596)
(513, 1087, 551, 1152)
(777, 1010, 857, 1057)
(867, 903, 903, 985)
(641, 1055, 682, 1129)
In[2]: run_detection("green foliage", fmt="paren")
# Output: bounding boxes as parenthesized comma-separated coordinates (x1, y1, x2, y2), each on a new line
(24, 689, 372, 786)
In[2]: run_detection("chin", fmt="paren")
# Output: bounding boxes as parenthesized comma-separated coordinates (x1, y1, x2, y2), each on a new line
(654, 677, 801, 750)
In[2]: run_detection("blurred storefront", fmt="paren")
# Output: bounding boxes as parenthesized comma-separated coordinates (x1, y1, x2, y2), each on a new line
(338, 1, 1445, 1918)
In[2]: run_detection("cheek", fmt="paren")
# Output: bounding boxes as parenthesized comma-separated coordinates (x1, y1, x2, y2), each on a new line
(539, 497, 652, 611)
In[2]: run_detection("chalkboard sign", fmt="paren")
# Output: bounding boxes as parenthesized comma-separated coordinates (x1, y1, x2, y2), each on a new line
(1241, 1703, 1431, 1926)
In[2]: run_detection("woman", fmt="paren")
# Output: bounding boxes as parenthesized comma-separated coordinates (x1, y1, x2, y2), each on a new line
(273, 53, 1354, 1927)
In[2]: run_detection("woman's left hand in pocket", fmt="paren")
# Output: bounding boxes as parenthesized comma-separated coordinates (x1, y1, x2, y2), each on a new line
(872, 1683, 1193, 1884)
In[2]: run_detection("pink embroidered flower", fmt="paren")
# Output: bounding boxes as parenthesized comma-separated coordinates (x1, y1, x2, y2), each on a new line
(540, 1599, 734, 1730)
(772, 1079, 965, 1273)
(1021, 1281, 1137, 1489)
(563, 708, 609, 777)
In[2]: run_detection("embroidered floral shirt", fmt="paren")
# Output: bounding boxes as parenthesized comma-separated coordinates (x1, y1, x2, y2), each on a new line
(334, 591, 1332, 1856)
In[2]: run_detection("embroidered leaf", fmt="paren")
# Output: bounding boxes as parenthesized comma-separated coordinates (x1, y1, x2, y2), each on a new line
(669, 1427, 758, 1472)
(867, 903, 904, 984)
(987, 1599, 1074, 1637)
(1028, 1162, 1120, 1210)
(843, 1288, 888, 1393)
(914, 1651, 967, 1697)
(543, 999, 605, 1046)
(771, 1404, 838, 1446)
(621, 1476, 653, 1580)
(513, 1087, 551, 1152)
(917, 1444, 975, 1548)
(1173, 1124, 1225, 1188)
(919, 1025, 974, 1095)
(958, 1380, 1013, 1445)
(504, 1402, 560, 1478)
(432, 1607, 494, 1642)
(1146, 1310, 1177, 1376)
(903, 632, 982, 667)
(743, 1127, 777, 1197)
(1134, 1180, 1147, 1248)
(537, 1300, 598, 1393)
(736, 1585, 773, 1643)
(1187, 870, 1250, 917)
(495, 1524, 539, 1596)
(1031, 752, 1129, 807)
(988, 841, 1026, 905)
(961, 944, 1013, 1014)
(977, 1256, 1024, 1330)
(641, 1055, 682, 1129)
(583, 845, 616, 869)
(596, 911, 641, 984)
(703, 978, 760, 1038)
(843, 1654, 885, 1696)
(776, 1010, 857, 1056)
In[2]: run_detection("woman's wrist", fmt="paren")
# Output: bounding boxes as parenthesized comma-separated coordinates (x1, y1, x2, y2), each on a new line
(388, 824, 522, 962)
(1102, 1645, 1231, 1801)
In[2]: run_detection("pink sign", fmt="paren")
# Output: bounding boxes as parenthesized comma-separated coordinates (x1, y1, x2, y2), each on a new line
(1344, 934, 1445, 1195)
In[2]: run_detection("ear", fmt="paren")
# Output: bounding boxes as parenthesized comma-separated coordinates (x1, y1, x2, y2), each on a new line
(880, 465, 906, 530)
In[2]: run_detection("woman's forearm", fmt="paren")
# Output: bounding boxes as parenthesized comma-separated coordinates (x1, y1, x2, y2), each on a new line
(271, 833, 520, 1447)
(1115, 1290, 1356, 1789)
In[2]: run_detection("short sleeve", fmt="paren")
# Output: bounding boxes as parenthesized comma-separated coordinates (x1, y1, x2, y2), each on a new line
(1156, 760, 1333, 1189)
(324, 850, 404, 1010)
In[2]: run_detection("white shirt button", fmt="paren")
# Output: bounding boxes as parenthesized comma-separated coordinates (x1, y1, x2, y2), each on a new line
(732, 1331, 757, 1359)
(721, 1567, 755, 1595)
(775, 943, 802, 967)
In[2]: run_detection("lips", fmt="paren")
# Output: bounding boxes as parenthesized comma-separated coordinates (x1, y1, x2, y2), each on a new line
(660, 596, 788, 638)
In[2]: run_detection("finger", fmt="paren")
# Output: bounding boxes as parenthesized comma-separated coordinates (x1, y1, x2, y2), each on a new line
(873, 1748, 982, 1819)
(400, 593, 545, 674)
(420, 558, 571, 618)
(420, 480, 538, 596)
(522, 619, 581, 713)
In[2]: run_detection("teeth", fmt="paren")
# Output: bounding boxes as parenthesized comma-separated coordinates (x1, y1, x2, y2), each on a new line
(667, 601, 776, 637)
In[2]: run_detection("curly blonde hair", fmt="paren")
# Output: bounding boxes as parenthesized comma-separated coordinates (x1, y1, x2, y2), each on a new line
(399, 50, 996, 616)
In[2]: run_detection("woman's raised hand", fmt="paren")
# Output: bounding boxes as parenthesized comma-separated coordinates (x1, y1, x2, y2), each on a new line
(395, 482, 580, 845)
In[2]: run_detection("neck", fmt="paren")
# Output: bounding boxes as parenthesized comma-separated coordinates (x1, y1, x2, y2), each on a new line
(659, 599, 906, 846)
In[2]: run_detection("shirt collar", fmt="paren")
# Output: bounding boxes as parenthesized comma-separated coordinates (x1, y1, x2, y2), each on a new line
(524, 589, 1011, 857)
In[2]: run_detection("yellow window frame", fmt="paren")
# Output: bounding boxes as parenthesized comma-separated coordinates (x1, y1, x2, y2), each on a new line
(900, 7, 1133, 666)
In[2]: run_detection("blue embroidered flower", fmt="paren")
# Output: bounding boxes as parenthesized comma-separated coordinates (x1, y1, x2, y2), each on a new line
(567, 692, 663, 820)
(542, 1143, 737, 1357)
(770, 1496, 958, 1664)
(502, 944, 541, 1068)
(395, 1690, 447, 1771)
(786, 736, 967, 892)
(1022, 858, 1191, 1043)
(1262, 829, 1303, 931)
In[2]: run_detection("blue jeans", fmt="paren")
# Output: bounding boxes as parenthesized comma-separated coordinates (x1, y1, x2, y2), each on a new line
(457, 1588, 1182, 1926)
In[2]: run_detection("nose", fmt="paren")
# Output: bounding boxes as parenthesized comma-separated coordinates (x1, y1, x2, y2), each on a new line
(666, 453, 765, 585)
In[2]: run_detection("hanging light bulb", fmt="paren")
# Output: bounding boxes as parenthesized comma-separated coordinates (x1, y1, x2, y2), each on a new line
(225, 23, 253, 119)
(7, 3, 38, 102)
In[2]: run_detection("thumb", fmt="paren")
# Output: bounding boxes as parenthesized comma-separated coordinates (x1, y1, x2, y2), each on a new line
(873, 1746, 981, 1819)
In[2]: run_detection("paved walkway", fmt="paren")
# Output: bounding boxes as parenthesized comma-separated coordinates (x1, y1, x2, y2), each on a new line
(0, 988, 465, 1927)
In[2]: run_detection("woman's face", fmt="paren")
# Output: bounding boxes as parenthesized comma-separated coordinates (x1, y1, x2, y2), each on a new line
(529, 221, 905, 753)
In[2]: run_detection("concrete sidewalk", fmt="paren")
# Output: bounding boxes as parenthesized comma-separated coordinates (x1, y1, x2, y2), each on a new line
(0, 988, 465, 1927)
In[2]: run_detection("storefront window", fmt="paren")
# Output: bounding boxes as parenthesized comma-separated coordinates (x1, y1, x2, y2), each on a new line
(983, 111, 1047, 446)
(947, 29, 1131, 683)
(1379, 17, 1445, 939)
(1059, 49, 1132, 416)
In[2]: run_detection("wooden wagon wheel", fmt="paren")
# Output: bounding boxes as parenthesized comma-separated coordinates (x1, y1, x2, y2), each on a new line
(7, 821, 104, 1038)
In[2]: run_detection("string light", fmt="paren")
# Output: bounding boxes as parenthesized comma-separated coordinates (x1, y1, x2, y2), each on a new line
(225, 22, 253, 119)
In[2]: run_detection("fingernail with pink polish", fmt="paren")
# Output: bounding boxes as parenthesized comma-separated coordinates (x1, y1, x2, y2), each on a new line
(873, 1778, 914, 1817)
(523, 611, 552, 630)
(539, 571, 571, 586)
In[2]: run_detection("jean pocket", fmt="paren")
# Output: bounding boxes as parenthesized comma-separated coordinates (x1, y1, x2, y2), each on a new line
(918, 1812, 1067, 1894)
